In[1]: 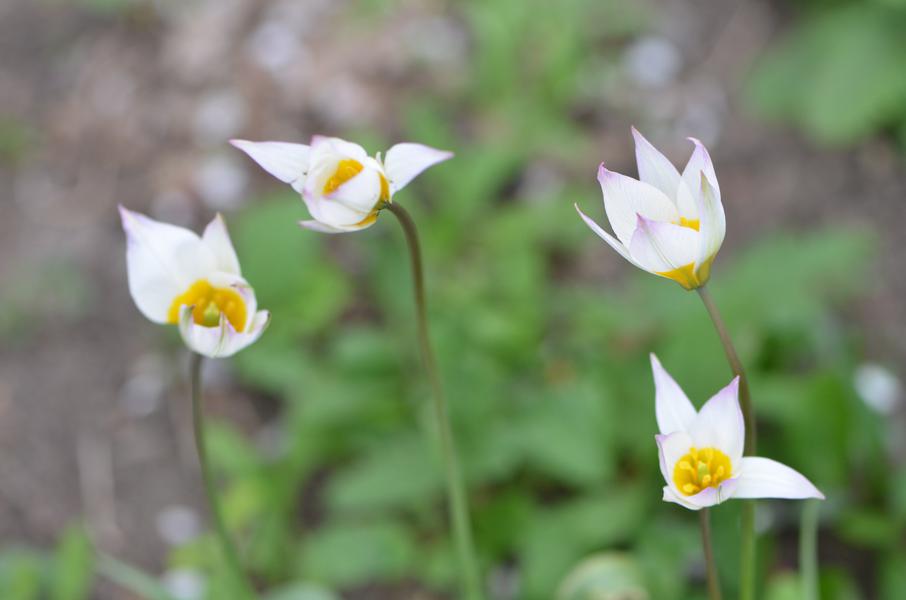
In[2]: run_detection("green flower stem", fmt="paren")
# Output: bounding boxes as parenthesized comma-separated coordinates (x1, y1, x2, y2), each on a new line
(700, 508, 723, 600)
(697, 286, 756, 600)
(190, 353, 256, 600)
(800, 500, 820, 600)
(386, 202, 484, 600)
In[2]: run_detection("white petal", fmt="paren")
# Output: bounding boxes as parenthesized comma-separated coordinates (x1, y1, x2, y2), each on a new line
(383, 142, 453, 194)
(675, 179, 698, 221)
(325, 166, 383, 212)
(598, 165, 679, 246)
(631, 127, 682, 203)
(662, 482, 737, 511)
(695, 172, 726, 268)
(574, 204, 642, 268)
(201, 214, 241, 276)
(179, 306, 270, 359)
(662, 485, 701, 510)
(681, 137, 720, 203)
(651, 354, 697, 435)
(309, 135, 369, 163)
(230, 139, 309, 190)
(735, 457, 825, 500)
(689, 377, 744, 465)
(119, 206, 215, 323)
(656, 431, 693, 495)
(628, 216, 699, 273)
(299, 219, 374, 234)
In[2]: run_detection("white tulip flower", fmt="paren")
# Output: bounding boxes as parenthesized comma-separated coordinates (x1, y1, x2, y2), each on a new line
(231, 136, 453, 233)
(120, 207, 270, 358)
(577, 128, 726, 290)
(651, 355, 824, 510)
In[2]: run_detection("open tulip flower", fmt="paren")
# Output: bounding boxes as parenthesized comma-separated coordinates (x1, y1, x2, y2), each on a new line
(576, 128, 726, 290)
(231, 136, 453, 233)
(651, 355, 824, 510)
(120, 207, 270, 358)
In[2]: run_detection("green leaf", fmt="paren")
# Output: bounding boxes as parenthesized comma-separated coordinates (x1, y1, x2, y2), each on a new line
(298, 521, 416, 586)
(50, 526, 93, 600)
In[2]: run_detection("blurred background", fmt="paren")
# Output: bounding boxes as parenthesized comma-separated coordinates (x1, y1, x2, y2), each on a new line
(1, 0, 905, 598)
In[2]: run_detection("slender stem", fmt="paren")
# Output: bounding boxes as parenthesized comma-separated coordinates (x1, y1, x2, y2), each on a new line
(800, 500, 820, 600)
(700, 508, 723, 600)
(696, 286, 756, 600)
(190, 353, 255, 599)
(386, 202, 483, 600)
(696, 286, 755, 454)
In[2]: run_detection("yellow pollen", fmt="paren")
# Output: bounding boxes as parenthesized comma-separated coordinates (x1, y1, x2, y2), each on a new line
(679, 216, 700, 231)
(167, 279, 247, 332)
(673, 446, 732, 496)
(323, 159, 364, 195)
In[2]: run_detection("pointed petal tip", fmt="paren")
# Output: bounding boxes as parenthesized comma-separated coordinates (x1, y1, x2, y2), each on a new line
(596, 162, 617, 182)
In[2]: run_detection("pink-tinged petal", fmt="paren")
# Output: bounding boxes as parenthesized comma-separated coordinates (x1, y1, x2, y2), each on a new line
(651, 354, 697, 435)
(662, 480, 737, 510)
(298, 219, 372, 234)
(656, 431, 693, 494)
(734, 457, 825, 501)
(631, 127, 682, 203)
(119, 206, 215, 323)
(689, 377, 744, 465)
(598, 164, 678, 246)
(662, 486, 699, 510)
(178, 306, 270, 358)
(230, 139, 309, 190)
(201, 213, 241, 276)
(681, 137, 720, 203)
(695, 172, 726, 269)
(628, 215, 699, 274)
(383, 142, 453, 194)
(574, 204, 641, 268)
(687, 479, 737, 509)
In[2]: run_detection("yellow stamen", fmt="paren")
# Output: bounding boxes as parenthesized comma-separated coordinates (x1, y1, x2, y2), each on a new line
(322, 159, 391, 228)
(323, 159, 364, 195)
(679, 217, 700, 231)
(673, 446, 732, 496)
(167, 279, 247, 332)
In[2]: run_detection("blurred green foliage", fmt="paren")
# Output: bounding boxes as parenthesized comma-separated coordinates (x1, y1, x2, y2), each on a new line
(748, 0, 906, 145)
(0, 526, 93, 600)
(11, 0, 902, 598)
(168, 0, 898, 598)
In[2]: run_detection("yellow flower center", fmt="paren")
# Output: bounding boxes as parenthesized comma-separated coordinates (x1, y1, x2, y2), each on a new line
(167, 279, 247, 332)
(673, 446, 732, 496)
(679, 217, 700, 231)
(321, 158, 390, 227)
(323, 159, 364, 195)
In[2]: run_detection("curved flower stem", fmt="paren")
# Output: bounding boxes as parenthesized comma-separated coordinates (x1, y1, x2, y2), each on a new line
(386, 202, 483, 600)
(696, 286, 755, 600)
(700, 508, 723, 600)
(190, 353, 255, 600)
(800, 499, 820, 600)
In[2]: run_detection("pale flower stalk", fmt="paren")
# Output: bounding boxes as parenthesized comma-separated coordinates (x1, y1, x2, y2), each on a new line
(651, 354, 824, 510)
(119, 207, 270, 358)
(231, 135, 452, 233)
(576, 128, 726, 290)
